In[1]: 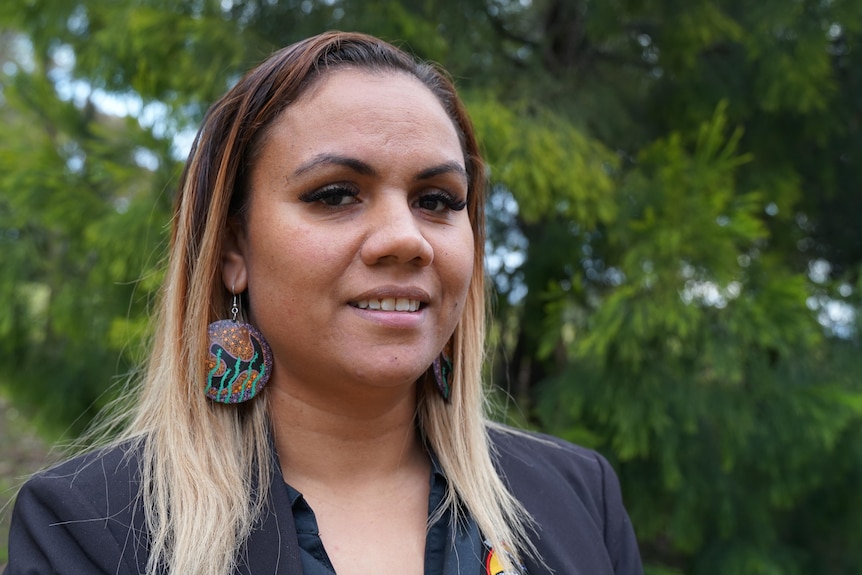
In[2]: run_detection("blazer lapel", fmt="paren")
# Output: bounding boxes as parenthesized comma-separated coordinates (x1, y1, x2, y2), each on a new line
(235, 454, 304, 574)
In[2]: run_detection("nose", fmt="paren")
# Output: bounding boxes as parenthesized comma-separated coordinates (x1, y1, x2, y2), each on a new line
(360, 195, 434, 266)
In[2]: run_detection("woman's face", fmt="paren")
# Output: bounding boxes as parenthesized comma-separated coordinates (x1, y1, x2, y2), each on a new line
(222, 69, 475, 400)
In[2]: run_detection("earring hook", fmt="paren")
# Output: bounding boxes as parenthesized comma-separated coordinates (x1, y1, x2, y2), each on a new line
(230, 282, 239, 322)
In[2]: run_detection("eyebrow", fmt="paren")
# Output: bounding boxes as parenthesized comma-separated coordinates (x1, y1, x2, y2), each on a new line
(415, 160, 469, 185)
(292, 154, 375, 178)
(291, 154, 468, 184)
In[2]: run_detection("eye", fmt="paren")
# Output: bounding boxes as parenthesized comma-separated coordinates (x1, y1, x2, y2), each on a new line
(416, 191, 467, 213)
(299, 184, 359, 207)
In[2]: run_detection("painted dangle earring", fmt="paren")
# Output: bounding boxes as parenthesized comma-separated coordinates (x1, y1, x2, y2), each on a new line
(432, 340, 454, 402)
(204, 290, 273, 404)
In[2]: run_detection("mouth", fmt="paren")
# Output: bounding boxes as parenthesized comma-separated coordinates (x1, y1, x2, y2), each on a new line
(351, 298, 422, 312)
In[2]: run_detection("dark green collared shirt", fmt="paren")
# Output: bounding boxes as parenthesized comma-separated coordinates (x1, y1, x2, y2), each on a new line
(283, 454, 486, 575)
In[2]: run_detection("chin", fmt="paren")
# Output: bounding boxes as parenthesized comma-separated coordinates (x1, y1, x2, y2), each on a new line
(350, 365, 430, 389)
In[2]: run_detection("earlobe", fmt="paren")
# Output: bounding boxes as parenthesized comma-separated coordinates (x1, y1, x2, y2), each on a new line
(221, 219, 248, 293)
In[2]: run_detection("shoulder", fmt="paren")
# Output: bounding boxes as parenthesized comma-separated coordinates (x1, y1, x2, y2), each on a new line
(488, 424, 644, 575)
(22, 440, 146, 526)
(31, 439, 142, 490)
(488, 424, 605, 470)
(489, 424, 609, 498)
(488, 424, 612, 528)
(5, 441, 149, 575)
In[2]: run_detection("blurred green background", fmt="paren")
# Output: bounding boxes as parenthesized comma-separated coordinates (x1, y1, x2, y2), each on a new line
(1, 0, 861, 572)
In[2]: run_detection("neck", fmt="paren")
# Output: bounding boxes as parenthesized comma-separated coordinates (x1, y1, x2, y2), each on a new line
(267, 380, 427, 490)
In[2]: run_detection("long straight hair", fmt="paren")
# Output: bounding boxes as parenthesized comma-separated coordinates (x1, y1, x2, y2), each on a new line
(117, 31, 532, 574)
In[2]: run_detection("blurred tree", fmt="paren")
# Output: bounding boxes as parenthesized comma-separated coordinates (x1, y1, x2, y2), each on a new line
(0, 25, 174, 434)
(1, 0, 860, 573)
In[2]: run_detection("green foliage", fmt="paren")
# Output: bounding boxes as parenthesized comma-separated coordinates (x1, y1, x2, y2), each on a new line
(1, 0, 861, 572)
(0, 28, 174, 435)
(471, 96, 620, 226)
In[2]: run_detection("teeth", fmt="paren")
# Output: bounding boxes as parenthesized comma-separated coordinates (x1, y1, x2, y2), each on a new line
(354, 298, 420, 312)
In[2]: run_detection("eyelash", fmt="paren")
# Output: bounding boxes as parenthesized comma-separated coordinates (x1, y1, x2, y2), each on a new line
(416, 190, 467, 213)
(299, 184, 359, 206)
(299, 185, 467, 213)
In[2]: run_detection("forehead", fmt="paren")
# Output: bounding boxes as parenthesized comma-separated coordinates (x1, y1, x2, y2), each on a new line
(293, 67, 449, 122)
(253, 69, 464, 166)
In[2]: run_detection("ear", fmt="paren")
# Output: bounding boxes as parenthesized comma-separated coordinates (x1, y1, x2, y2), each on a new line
(221, 217, 248, 294)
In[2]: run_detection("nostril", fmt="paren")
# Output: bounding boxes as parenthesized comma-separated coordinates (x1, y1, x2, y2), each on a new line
(359, 220, 434, 266)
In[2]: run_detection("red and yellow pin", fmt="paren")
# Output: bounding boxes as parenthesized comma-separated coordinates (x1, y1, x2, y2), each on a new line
(485, 547, 506, 575)
(485, 544, 529, 575)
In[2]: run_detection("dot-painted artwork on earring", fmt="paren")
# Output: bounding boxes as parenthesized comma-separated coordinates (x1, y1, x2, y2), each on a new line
(205, 319, 273, 404)
(432, 350, 453, 402)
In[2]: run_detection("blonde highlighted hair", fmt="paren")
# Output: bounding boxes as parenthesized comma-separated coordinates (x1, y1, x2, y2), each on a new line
(112, 31, 533, 574)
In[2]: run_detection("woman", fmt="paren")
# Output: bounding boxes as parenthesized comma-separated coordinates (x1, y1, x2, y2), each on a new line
(5, 31, 643, 575)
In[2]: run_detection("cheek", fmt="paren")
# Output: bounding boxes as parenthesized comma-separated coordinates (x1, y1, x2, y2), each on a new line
(244, 223, 340, 313)
(441, 230, 476, 303)
(254, 216, 352, 271)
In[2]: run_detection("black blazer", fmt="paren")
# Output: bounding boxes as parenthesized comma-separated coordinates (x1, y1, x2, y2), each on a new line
(4, 427, 643, 574)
